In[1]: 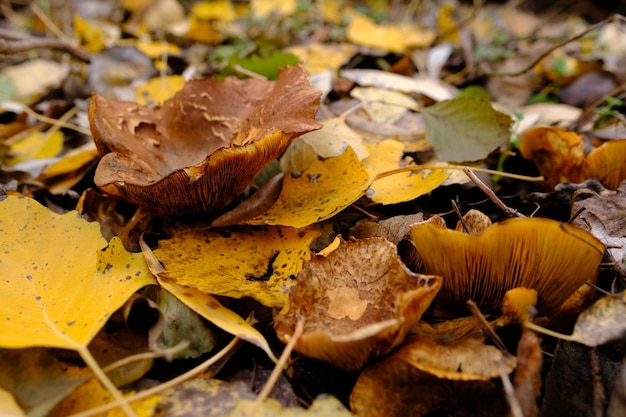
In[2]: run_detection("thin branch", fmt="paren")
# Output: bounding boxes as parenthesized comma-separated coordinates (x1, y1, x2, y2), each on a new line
(485, 14, 625, 78)
(0, 32, 91, 62)
(463, 167, 525, 218)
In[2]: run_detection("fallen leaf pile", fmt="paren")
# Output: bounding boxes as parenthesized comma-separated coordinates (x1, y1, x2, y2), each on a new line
(2, 1, 626, 416)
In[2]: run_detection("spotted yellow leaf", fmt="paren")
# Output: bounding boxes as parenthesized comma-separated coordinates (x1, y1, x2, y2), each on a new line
(247, 147, 373, 227)
(363, 140, 449, 205)
(0, 195, 155, 350)
(152, 224, 319, 308)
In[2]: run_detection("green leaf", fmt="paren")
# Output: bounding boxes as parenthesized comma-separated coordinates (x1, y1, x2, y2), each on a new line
(421, 96, 513, 162)
(226, 51, 300, 80)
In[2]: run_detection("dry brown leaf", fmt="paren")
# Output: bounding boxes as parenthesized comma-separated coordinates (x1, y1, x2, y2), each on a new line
(351, 347, 509, 417)
(410, 217, 605, 315)
(89, 64, 321, 216)
(274, 237, 442, 371)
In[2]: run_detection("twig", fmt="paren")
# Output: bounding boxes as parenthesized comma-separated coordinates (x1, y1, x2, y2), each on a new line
(245, 316, 305, 417)
(69, 337, 241, 417)
(0, 29, 91, 62)
(499, 359, 524, 417)
(463, 167, 525, 218)
(451, 199, 469, 232)
(467, 300, 509, 355)
(375, 164, 543, 182)
(485, 14, 625, 78)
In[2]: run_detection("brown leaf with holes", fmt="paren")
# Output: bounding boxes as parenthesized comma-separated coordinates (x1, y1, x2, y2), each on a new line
(89, 64, 321, 216)
(274, 237, 442, 371)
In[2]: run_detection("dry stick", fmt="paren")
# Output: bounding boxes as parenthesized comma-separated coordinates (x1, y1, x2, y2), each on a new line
(245, 316, 305, 417)
(462, 167, 525, 218)
(451, 199, 469, 232)
(499, 359, 524, 417)
(69, 336, 241, 417)
(485, 14, 625, 78)
(573, 81, 626, 129)
(375, 164, 543, 182)
(0, 29, 91, 62)
(466, 300, 509, 355)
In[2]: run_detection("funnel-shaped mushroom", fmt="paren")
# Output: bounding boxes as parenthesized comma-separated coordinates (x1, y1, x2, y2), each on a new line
(274, 237, 442, 371)
(410, 217, 605, 315)
(89, 65, 322, 216)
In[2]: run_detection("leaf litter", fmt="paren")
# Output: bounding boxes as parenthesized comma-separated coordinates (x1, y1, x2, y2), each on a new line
(2, 1, 626, 416)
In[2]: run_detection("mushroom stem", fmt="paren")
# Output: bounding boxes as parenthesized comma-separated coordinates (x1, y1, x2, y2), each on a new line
(523, 320, 577, 342)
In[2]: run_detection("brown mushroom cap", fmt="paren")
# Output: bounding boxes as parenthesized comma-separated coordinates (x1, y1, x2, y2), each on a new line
(410, 217, 605, 315)
(274, 237, 442, 371)
(586, 138, 626, 189)
(89, 64, 322, 216)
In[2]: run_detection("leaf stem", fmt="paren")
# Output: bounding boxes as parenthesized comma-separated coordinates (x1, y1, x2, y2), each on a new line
(523, 321, 577, 342)
(375, 164, 543, 182)
(69, 337, 240, 417)
(245, 316, 305, 417)
(76, 345, 139, 417)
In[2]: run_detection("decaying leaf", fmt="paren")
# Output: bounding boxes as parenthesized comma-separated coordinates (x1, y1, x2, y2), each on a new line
(421, 96, 513, 162)
(152, 377, 355, 417)
(0, 195, 155, 350)
(274, 237, 442, 371)
(0, 348, 89, 417)
(568, 293, 626, 346)
(152, 223, 319, 308)
(399, 320, 517, 381)
(350, 348, 509, 417)
(89, 64, 321, 216)
(410, 217, 605, 315)
(244, 147, 373, 227)
(573, 181, 626, 277)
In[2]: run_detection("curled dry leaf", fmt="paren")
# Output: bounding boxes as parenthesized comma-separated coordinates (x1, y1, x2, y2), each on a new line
(410, 217, 605, 315)
(351, 348, 509, 417)
(274, 237, 442, 371)
(400, 319, 517, 381)
(89, 64, 322, 216)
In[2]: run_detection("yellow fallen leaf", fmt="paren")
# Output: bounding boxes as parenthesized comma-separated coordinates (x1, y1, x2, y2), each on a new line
(6, 130, 63, 167)
(135, 75, 185, 106)
(135, 41, 181, 59)
(0, 195, 155, 350)
(281, 117, 369, 173)
(247, 147, 373, 227)
(73, 14, 108, 53)
(152, 224, 319, 308)
(286, 43, 358, 74)
(347, 14, 405, 53)
(191, 0, 238, 21)
(37, 144, 100, 194)
(363, 140, 449, 205)
(49, 377, 161, 417)
(252, 0, 296, 17)
(0, 195, 156, 417)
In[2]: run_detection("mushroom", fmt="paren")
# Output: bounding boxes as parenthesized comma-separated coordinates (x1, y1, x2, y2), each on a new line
(89, 64, 322, 216)
(586, 138, 626, 189)
(274, 237, 442, 371)
(410, 217, 605, 315)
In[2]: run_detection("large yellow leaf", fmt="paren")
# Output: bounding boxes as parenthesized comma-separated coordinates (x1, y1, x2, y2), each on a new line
(246, 147, 373, 227)
(152, 224, 319, 308)
(363, 140, 449, 205)
(0, 195, 155, 350)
